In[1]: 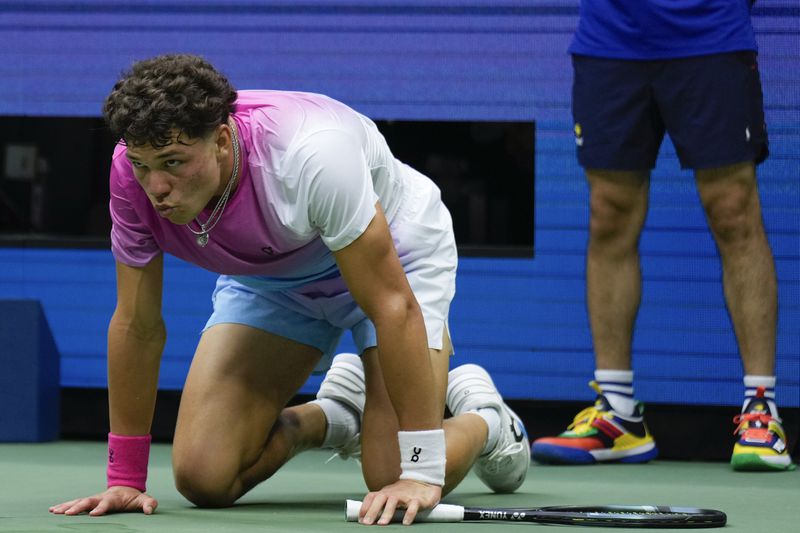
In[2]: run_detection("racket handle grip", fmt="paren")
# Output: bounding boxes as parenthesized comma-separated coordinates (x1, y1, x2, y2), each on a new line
(345, 499, 465, 523)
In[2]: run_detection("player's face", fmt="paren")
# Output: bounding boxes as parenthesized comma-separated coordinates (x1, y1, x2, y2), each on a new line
(125, 126, 230, 225)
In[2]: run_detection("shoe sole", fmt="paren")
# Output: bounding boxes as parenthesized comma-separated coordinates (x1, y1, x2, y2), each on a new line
(531, 442, 658, 465)
(731, 453, 797, 472)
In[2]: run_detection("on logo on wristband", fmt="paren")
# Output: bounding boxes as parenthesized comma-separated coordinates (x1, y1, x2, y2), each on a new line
(398, 430, 446, 486)
(411, 446, 422, 462)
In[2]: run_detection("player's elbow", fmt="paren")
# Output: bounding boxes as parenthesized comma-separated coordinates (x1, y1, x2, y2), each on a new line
(370, 292, 420, 327)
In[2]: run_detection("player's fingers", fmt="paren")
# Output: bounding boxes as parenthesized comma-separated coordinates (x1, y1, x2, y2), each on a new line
(362, 493, 387, 525)
(402, 499, 420, 526)
(64, 497, 97, 516)
(359, 492, 375, 521)
(377, 496, 399, 526)
(142, 496, 158, 515)
(49, 499, 80, 514)
(88, 498, 112, 516)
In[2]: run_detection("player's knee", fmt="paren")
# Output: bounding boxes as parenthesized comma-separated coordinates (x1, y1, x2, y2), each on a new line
(174, 465, 238, 508)
(705, 189, 758, 246)
(710, 212, 754, 246)
(588, 194, 641, 249)
(173, 450, 240, 507)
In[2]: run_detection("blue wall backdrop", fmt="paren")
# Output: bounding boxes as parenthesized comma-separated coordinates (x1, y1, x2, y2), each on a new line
(0, 1, 798, 406)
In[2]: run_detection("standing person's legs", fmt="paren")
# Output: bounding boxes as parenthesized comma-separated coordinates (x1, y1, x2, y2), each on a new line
(696, 163, 792, 471)
(655, 51, 775, 380)
(586, 170, 650, 372)
(530, 170, 659, 465)
(530, 55, 661, 465)
(695, 162, 776, 377)
(584, 171, 652, 419)
(656, 51, 791, 470)
(573, 55, 661, 376)
(655, 52, 776, 381)
(172, 324, 326, 507)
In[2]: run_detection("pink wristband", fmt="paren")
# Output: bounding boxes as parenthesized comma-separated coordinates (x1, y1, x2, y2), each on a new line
(107, 432, 151, 492)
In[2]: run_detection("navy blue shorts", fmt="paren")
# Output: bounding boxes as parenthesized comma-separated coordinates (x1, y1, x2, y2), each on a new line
(572, 52, 769, 171)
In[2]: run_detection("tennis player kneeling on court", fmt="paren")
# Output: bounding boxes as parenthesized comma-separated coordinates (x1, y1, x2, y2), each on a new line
(47, 54, 530, 526)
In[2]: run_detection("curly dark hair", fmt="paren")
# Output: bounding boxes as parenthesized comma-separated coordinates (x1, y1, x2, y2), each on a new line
(103, 54, 238, 148)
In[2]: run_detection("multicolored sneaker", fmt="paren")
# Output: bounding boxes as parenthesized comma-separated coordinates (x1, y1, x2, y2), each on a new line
(316, 353, 365, 461)
(530, 382, 658, 465)
(731, 387, 796, 472)
(447, 364, 530, 493)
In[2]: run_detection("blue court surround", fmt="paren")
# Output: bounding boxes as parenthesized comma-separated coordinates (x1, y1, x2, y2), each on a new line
(0, 300, 60, 441)
(0, 1, 797, 407)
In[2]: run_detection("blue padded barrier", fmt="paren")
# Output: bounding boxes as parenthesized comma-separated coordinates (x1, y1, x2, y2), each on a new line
(0, 300, 60, 441)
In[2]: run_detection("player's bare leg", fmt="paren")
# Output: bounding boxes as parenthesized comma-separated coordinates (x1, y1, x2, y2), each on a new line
(696, 162, 777, 376)
(585, 169, 650, 370)
(696, 162, 789, 471)
(172, 324, 325, 507)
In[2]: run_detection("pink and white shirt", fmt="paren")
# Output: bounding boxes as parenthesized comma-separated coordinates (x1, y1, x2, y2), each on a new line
(110, 90, 413, 289)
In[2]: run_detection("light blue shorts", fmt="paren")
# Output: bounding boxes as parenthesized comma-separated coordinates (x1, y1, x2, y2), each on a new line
(204, 167, 457, 373)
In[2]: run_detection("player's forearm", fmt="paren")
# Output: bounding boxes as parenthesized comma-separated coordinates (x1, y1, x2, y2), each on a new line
(107, 313, 166, 435)
(374, 301, 441, 431)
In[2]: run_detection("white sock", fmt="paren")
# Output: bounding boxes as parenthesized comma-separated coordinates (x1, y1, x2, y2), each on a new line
(472, 407, 502, 455)
(311, 398, 360, 449)
(743, 375, 779, 419)
(594, 369, 636, 416)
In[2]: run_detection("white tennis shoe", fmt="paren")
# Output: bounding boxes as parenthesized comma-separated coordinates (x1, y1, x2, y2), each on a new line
(447, 364, 530, 493)
(316, 353, 365, 461)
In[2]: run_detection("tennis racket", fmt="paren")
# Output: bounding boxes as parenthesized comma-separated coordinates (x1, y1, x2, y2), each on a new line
(345, 500, 727, 528)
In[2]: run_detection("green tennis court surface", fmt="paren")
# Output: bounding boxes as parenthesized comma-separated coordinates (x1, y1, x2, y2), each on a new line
(1, 441, 796, 531)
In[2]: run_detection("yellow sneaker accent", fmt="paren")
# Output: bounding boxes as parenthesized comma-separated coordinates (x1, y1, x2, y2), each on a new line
(530, 381, 658, 464)
(731, 412, 795, 471)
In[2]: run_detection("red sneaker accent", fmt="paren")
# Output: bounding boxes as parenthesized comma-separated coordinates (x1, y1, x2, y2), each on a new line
(732, 412, 773, 436)
(534, 436, 604, 451)
(594, 418, 624, 439)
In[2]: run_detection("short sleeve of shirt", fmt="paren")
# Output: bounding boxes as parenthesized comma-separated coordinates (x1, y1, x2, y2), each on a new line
(109, 148, 162, 267)
(289, 130, 378, 251)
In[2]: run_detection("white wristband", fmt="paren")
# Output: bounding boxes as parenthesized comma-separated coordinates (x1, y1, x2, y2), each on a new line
(397, 429, 446, 486)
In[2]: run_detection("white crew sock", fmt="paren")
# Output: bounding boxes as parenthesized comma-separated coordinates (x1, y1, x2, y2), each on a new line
(472, 407, 502, 455)
(743, 375, 779, 420)
(594, 369, 636, 417)
(311, 398, 360, 449)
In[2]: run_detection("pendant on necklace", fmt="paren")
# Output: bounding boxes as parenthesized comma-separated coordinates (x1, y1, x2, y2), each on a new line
(196, 233, 209, 247)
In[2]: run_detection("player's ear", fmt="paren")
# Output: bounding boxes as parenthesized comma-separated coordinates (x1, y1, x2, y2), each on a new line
(214, 123, 230, 160)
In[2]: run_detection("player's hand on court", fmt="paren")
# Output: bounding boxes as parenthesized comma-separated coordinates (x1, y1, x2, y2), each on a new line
(359, 479, 442, 526)
(49, 486, 158, 516)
